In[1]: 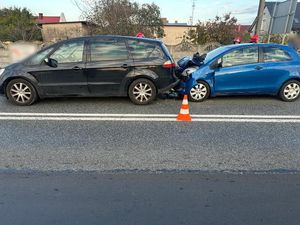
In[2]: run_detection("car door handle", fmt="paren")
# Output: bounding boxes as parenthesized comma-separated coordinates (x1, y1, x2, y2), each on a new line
(121, 64, 128, 69)
(255, 66, 263, 70)
(72, 66, 83, 71)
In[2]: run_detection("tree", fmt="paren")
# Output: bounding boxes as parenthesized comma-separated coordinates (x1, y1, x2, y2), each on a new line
(76, 0, 164, 38)
(0, 7, 42, 41)
(188, 14, 238, 45)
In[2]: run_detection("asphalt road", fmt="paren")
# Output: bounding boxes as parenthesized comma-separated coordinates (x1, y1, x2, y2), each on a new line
(1, 171, 300, 225)
(1, 95, 300, 225)
(0, 95, 300, 172)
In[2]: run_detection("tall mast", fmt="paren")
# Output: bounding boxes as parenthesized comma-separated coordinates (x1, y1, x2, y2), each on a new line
(190, 0, 196, 25)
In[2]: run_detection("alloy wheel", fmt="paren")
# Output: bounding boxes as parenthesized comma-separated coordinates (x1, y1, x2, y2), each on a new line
(10, 82, 32, 104)
(283, 83, 300, 100)
(132, 82, 153, 103)
(190, 83, 207, 101)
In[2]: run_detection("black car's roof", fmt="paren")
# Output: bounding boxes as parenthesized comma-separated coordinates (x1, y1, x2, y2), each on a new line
(59, 35, 163, 44)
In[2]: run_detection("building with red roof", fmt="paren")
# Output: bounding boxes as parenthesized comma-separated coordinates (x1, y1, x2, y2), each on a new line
(35, 13, 66, 24)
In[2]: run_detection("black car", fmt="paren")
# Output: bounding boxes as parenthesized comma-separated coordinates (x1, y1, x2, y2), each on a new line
(0, 35, 178, 105)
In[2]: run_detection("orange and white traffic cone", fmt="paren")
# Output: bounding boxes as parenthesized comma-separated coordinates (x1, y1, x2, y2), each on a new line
(177, 95, 192, 121)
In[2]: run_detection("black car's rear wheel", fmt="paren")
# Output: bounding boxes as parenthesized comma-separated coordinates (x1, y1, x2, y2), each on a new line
(6, 79, 37, 106)
(128, 79, 156, 105)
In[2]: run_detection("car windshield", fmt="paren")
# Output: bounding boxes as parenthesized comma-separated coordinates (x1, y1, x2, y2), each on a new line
(203, 46, 230, 64)
(26, 47, 54, 65)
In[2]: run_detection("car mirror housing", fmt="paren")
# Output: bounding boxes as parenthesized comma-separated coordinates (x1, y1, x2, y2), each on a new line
(44, 58, 58, 68)
(217, 58, 223, 68)
(210, 60, 222, 69)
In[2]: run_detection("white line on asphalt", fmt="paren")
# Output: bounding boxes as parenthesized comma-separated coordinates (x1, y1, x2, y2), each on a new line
(1, 116, 300, 123)
(1, 112, 300, 119)
(0, 113, 178, 117)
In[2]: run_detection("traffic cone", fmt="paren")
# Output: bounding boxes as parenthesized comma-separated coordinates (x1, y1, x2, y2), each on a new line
(177, 95, 192, 121)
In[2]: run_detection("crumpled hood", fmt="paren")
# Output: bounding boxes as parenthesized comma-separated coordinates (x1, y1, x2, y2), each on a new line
(177, 53, 206, 69)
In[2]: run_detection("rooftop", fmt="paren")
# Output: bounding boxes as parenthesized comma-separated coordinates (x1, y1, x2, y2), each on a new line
(35, 13, 66, 24)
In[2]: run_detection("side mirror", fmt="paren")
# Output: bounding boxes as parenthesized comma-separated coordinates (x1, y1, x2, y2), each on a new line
(211, 58, 223, 69)
(44, 58, 58, 68)
(217, 58, 223, 68)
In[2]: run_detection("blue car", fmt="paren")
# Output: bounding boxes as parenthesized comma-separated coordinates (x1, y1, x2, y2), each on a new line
(177, 43, 300, 102)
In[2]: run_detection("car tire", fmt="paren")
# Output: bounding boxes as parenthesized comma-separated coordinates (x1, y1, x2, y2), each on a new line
(188, 81, 210, 102)
(279, 80, 300, 102)
(128, 78, 157, 105)
(6, 78, 38, 106)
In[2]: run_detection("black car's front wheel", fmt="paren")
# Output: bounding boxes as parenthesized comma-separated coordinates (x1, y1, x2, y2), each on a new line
(6, 79, 38, 106)
(128, 78, 156, 105)
(188, 81, 210, 102)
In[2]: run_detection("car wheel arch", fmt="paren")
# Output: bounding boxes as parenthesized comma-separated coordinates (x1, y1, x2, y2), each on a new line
(122, 75, 158, 96)
(126, 76, 158, 94)
(195, 79, 212, 96)
(278, 78, 300, 94)
(3, 76, 40, 98)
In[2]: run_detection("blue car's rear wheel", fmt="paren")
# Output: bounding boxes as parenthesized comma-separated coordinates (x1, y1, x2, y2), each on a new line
(188, 81, 210, 102)
(279, 80, 300, 102)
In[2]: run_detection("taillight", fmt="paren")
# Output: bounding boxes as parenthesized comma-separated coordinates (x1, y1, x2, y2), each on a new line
(163, 60, 175, 68)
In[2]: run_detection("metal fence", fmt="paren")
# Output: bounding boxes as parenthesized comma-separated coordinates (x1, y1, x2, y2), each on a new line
(166, 42, 221, 60)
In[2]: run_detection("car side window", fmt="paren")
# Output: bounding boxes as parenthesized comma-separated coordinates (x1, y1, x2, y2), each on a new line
(90, 39, 128, 61)
(263, 47, 292, 63)
(222, 47, 259, 68)
(127, 40, 165, 60)
(50, 40, 84, 64)
(50, 41, 84, 64)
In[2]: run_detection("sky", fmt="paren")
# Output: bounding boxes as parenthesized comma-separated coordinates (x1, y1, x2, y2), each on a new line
(0, 0, 263, 25)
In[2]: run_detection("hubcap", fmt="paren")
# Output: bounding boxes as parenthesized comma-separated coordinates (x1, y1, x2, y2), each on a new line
(133, 83, 152, 102)
(284, 83, 300, 100)
(190, 83, 207, 101)
(10, 82, 32, 103)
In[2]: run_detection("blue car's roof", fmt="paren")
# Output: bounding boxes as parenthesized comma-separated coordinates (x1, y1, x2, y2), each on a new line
(223, 43, 288, 49)
(213, 43, 291, 53)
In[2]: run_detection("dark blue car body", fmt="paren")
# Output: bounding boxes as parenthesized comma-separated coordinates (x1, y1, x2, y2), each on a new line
(178, 43, 300, 99)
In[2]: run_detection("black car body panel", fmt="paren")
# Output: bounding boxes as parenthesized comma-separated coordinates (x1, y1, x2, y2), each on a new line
(0, 35, 178, 100)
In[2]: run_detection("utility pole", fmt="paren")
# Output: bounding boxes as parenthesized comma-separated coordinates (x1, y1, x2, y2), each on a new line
(255, 0, 265, 35)
(190, 0, 196, 25)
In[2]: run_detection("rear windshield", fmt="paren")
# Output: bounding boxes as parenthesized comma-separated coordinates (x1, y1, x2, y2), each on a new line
(161, 43, 172, 58)
(127, 40, 165, 60)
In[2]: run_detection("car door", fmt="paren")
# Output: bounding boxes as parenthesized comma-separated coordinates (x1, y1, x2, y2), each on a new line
(258, 46, 293, 92)
(86, 37, 133, 96)
(214, 46, 265, 94)
(32, 39, 88, 96)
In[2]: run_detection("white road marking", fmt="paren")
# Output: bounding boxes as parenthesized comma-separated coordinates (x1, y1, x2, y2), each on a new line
(0, 113, 300, 123)
(0, 112, 300, 119)
(0, 117, 300, 123)
(0, 113, 178, 117)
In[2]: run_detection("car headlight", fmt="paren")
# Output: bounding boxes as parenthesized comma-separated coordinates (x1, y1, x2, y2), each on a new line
(181, 67, 198, 77)
(0, 68, 5, 77)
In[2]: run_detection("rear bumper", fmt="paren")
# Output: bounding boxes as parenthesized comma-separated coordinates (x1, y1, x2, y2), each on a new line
(158, 79, 180, 94)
